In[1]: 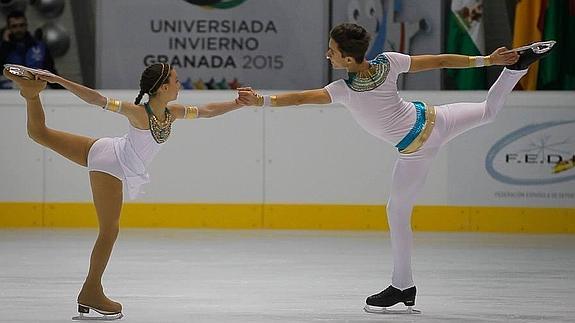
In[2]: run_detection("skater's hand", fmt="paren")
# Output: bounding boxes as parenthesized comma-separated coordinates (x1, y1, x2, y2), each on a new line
(236, 87, 262, 106)
(3, 67, 47, 99)
(489, 47, 519, 66)
(234, 86, 250, 106)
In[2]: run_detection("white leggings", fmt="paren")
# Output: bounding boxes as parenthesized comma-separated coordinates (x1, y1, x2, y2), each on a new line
(388, 68, 527, 289)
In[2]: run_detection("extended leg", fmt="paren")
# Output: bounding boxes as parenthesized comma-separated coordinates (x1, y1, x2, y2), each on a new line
(441, 68, 527, 143)
(24, 95, 96, 166)
(5, 67, 96, 166)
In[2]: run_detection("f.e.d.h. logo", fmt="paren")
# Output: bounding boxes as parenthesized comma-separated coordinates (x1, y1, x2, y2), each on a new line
(485, 120, 575, 185)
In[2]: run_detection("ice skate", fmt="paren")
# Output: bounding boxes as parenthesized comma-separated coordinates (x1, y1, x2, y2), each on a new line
(364, 285, 420, 314)
(72, 285, 123, 321)
(505, 40, 556, 70)
(3, 64, 54, 80)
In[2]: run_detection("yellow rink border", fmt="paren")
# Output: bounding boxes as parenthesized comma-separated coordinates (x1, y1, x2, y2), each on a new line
(0, 202, 573, 233)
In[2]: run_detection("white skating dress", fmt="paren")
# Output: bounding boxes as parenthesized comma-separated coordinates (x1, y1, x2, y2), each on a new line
(87, 104, 172, 199)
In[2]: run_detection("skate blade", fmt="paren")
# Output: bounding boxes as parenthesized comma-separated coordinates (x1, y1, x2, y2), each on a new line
(73, 304, 123, 321)
(72, 312, 123, 321)
(501, 40, 556, 54)
(364, 304, 421, 315)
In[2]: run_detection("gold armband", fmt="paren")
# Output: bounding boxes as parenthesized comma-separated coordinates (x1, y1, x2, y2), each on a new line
(184, 105, 199, 119)
(270, 95, 278, 107)
(484, 55, 492, 66)
(255, 94, 264, 107)
(104, 98, 122, 112)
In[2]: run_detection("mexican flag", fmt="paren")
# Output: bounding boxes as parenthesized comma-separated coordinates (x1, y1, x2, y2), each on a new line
(537, 0, 575, 90)
(446, 0, 486, 90)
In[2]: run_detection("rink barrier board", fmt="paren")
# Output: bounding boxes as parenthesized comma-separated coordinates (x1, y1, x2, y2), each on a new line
(0, 203, 573, 233)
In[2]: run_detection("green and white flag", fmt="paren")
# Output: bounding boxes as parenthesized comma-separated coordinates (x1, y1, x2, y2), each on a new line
(446, 0, 486, 90)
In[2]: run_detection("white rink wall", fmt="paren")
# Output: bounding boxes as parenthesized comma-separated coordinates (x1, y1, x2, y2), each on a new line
(0, 90, 574, 207)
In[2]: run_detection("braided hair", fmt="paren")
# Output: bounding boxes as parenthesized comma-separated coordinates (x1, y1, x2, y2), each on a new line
(134, 63, 172, 105)
(329, 23, 371, 63)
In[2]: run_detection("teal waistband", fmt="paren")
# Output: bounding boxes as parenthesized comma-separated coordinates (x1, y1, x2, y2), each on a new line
(395, 101, 426, 151)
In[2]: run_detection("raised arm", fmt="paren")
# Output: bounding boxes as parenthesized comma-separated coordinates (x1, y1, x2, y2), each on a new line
(36, 72, 106, 107)
(35, 72, 142, 119)
(236, 88, 331, 108)
(409, 47, 519, 73)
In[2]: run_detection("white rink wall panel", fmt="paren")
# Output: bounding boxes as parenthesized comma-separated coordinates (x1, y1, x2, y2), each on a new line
(1, 90, 574, 208)
(0, 93, 44, 202)
(144, 101, 264, 203)
(263, 104, 449, 204)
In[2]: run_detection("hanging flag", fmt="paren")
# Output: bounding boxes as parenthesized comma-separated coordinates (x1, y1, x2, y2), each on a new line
(537, 0, 575, 90)
(512, 0, 544, 90)
(446, 0, 486, 90)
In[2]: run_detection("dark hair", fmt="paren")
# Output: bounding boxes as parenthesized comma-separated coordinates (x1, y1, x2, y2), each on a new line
(6, 10, 26, 24)
(329, 23, 371, 63)
(134, 63, 172, 105)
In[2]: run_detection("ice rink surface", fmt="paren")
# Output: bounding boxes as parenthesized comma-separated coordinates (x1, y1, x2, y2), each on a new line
(1, 229, 573, 322)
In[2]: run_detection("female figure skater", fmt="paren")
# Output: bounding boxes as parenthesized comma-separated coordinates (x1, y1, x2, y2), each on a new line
(237, 23, 554, 314)
(4, 63, 250, 320)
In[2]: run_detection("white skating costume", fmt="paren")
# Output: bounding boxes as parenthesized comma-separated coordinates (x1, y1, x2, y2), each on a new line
(325, 52, 526, 290)
(87, 103, 172, 199)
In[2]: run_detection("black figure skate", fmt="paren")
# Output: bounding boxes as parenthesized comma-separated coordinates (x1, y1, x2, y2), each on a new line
(505, 40, 556, 70)
(364, 285, 420, 314)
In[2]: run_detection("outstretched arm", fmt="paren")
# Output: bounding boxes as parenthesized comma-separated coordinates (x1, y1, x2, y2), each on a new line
(169, 101, 244, 120)
(409, 47, 519, 73)
(36, 72, 106, 107)
(35, 72, 141, 119)
(236, 88, 331, 107)
(169, 88, 250, 119)
(196, 100, 243, 118)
